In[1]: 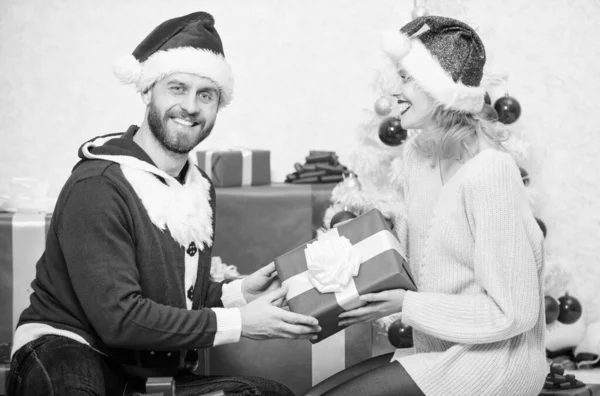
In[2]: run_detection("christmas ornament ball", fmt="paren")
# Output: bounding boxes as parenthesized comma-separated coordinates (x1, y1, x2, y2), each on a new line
(494, 95, 521, 124)
(388, 319, 414, 348)
(330, 210, 357, 228)
(558, 293, 582, 325)
(545, 296, 560, 325)
(378, 117, 408, 147)
(535, 218, 547, 238)
(374, 96, 393, 116)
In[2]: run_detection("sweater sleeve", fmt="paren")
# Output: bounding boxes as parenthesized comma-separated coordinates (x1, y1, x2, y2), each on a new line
(204, 279, 247, 309)
(57, 176, 240, 350)
(221, 279, 247, 308)
(401, 153, 543, 344)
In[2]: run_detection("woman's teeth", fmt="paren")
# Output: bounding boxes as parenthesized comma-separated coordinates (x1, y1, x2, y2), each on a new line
(398, 102, 411, 115)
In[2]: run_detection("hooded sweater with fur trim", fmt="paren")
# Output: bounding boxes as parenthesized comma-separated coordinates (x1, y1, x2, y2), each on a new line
(13, 126, 244, 365)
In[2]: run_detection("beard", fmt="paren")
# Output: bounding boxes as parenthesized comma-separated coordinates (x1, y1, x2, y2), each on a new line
(147, 100, 215, 155)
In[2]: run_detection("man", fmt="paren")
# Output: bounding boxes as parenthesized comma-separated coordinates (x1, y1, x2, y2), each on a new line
(6, 11, 320, 396)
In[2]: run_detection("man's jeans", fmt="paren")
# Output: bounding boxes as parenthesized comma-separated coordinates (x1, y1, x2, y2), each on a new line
(6, 335, 294, 396)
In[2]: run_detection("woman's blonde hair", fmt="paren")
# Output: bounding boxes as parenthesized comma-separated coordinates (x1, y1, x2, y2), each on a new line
(412, 90, 510, 164)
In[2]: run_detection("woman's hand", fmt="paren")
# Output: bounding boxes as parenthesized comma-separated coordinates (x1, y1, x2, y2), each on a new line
(338, 289, 406, 327)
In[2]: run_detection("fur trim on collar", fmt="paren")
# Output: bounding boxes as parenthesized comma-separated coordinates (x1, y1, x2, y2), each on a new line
(120, 163, 213, 249)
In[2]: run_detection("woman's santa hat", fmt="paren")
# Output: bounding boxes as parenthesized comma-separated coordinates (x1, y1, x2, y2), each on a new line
(382, 15, 486, 113)
(112, 11, 233, 107)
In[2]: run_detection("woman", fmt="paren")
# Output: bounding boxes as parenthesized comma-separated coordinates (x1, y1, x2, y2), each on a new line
(304, 16, 547, 396)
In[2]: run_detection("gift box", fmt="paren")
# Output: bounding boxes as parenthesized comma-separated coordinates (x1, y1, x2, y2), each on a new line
(205, 321, 397, 395)
(212, 183, 335, 274)
(285, 150, 350, 184)
(0, 212, 51, 363)
(196, 149, 270, 187)
(274, 209, 417, 343)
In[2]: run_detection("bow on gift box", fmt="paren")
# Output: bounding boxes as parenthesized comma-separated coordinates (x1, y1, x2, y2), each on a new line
(305, 233, 361, 294)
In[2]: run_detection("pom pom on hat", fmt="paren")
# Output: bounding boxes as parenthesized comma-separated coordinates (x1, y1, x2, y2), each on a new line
(380, 29, 412, 62)
(112, 54, 143, 85)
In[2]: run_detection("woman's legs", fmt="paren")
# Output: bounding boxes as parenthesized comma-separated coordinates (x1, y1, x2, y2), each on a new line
(303, 353, 424, 396)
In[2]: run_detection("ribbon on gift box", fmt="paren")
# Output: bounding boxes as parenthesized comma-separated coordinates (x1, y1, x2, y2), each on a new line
(203, 148, 254, 187)
(0, 212, 49, 362)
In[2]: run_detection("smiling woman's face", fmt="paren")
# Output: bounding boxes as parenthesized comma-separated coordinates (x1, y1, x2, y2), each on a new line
(394, 69, 436, 130)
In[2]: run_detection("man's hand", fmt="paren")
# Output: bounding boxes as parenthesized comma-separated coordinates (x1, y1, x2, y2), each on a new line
(241, 262, 281, 303)
(338, 289, 406, 327)
(240, 286, 321, 341)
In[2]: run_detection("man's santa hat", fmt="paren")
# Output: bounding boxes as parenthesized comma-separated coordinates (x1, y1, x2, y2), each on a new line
(112, 11, 233, 107)
(382, 15, 486, 113)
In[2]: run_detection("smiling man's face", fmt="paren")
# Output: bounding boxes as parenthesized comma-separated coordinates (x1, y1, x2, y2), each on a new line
(144, 73, 220, 154)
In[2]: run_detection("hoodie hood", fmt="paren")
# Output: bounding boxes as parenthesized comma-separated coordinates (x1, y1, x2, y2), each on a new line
(77, 126, 171, 181)
(77, 125, 213, 249)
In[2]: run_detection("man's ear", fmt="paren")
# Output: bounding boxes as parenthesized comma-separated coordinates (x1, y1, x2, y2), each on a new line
(141, 88, 152, 105)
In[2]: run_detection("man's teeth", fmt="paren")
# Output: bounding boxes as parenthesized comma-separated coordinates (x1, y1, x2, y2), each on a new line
(173, 117, 194, 126)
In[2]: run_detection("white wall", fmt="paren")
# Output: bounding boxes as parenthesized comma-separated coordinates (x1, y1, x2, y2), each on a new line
(1, 0, 599, 286)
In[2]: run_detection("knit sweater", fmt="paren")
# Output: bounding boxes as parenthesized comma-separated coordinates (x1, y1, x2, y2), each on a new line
(395, 139, 547, 396)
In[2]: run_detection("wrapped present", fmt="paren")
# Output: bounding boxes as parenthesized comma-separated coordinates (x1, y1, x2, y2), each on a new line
(205, 321, 396, 395)
(0, 212, 51, 363)
(212, 183, 334, 274)
(196, 149, 270, 187)
(285, 150, 350, 184)
(274, 208, 416, 343)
